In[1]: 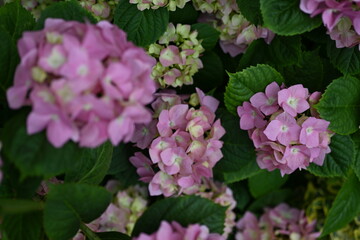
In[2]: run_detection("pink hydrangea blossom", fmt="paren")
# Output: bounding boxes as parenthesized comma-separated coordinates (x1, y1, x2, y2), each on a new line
(237, 102, 266, 130)
(130, 89, 225, 197)
(237, 82, 332, 175)
(278, 84, 310, 117)
(6, 18, 156, 148)
(300, 0, 360, 50)
(264, 112, 301, 146)
(235, 203, 320, 240)
(133, 221, 224, 240)
(250, 82, 280, 116)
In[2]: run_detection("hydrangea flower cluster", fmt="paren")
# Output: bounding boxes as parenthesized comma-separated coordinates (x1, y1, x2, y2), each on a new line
(134, 221, 225, 240)
(148, 23, 205, 88)
(74, 181, 148, 240)
(235, 203, 320, 240)
(130, 88, 226, 197)
(300, 0, 360, 50)
(193, 0, 275, 57)
(196, 180, 236, 238)
(79, 0, 120, 21)
(6, 18, 156, 148)
(237, 82, 332, 175)
(129, 0, 190, 11)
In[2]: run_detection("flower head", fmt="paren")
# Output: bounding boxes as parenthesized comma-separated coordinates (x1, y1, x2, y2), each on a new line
(7, 19, 156, 148)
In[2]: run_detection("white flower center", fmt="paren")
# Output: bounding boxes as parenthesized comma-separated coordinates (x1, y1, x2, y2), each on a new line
(306, 127, 313, 135)
(47, 48, 66, 69)
(287, 97, 298, 109)
(77, 65, 88, 76)
(280, 125, 289, 133)
(291, 147, 299, 154)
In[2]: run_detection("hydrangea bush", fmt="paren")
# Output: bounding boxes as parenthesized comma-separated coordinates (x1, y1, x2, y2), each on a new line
(0, 0, 359, 240)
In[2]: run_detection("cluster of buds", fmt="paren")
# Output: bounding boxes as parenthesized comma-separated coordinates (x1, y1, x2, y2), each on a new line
(148, 23, 205, 88)
(130, 88, 226, 197)
(236, 203, 320, 240)
(74, 181, 148, 239)
(237, 82, 333, 176)
(79, 0, 120, 21)
(134, 221, 225, 240)
(300, 0, 360, 50)
(129, 0, 190, 11)
(193, 0, 274, 57)
(196, 180, 237, 239)
(6, 19, 156, 148)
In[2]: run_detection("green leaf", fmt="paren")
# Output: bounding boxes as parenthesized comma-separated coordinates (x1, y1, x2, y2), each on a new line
(132, 196, 226, 236)
(238, 39, 272, 70)
(224, 64, 284, 115)
(0, 199, 43, 215)
(65, 142, 113, 185)
(229, 181, 251, 211)
(213, 109, 261, 183)
(44, 183, 111, 240)
(248, 170, 288, 198)
(36, 0, 97, 29)
(0, 159, 41, 198)
(268, 36, 302, 67)
(0, 27, 19, 101)
(259, 0, 321, 36)
(321, 173, 360, 237)
(327, 40, 360, 75)
(308, 135, 354, 177)
(236, 0, 263, 25)
(114, 0, 169, 47)
(1, 113, 82, 179)
(283, 50, 324, 93)
(169, 3, 199, 24)
(191, 23, 220, 50)
(2, 211, 43, 240)
(108, 143, 140, 188)
(316, 76, 360, 135)
(0, 0, 35, 41)
(351, 131, 360, 180)
(248, 189, 292, 212)
(97, 232, 131, 240)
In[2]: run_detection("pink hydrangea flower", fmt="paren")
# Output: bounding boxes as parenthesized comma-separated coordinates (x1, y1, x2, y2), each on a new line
(236, 204, 320, 240)
(6, 18, 156, 148)
(300, 0, 360, 50)
(278, 84, 310, 117)
(250, 81, 280, 116)
(131, 89, 225, 197)
(134, 221, 225, 240)
(129, 152, 155, 183)
(237, 102, 267, 130)
(300, 117, 330, 148)
(263, 112, 301, 146)
(237, 82, 332, 175)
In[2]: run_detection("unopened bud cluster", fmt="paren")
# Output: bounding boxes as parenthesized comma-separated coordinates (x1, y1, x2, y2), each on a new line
(129, 0, 190, 11)
(148, 23, 205, 88)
